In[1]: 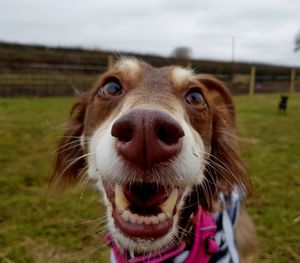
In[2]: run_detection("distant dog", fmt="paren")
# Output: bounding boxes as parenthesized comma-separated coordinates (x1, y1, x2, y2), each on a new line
(52, 58, 257, 262)
(278, 95, 288, 114)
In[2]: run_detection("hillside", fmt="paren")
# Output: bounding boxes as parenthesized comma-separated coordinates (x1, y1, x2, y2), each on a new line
(0, 41, 299, 96)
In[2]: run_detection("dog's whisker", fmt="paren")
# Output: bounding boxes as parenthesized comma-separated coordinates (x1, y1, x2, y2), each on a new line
(77, 216, 108, 226)
(206, 160, 246, 198)
(205, 162, 236, 191)
(55, 143, 83, 155)
(199, 181, 212, 210)
(176, 225, 195, 239)
(50, 140, 81, 154)
(77, 170, 91, 214)
(54, 152, 93, 184)
(201, 150, 247, 195)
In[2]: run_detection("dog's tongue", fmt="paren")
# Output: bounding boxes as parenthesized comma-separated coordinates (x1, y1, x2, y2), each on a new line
(124, 183, 169, 208)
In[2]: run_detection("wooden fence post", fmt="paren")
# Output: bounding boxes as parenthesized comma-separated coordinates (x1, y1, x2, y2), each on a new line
(290, 68, 296, 93)
(249, 66, 256, 96)
(107, 55, 114, 69)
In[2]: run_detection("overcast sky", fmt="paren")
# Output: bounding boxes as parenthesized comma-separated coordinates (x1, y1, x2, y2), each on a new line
(0, 0, 299, 66)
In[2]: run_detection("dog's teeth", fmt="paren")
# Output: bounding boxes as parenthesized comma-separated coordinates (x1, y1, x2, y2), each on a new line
(115, 184, 129, 212)
(150, 215, 159, 225)
(159, 188, 179, 217)
(129, 213, 138, 224)
(136, 216, 144, 225)
(144, 217, 151, 225)
(121, 210, 130, 221)
(158, 212, 168, 222)
(120, 209, 169, 225)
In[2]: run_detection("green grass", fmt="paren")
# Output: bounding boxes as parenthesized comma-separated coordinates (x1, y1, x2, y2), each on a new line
(0, 98, 108, 262)
(236, 95, 300, 262)
(0, 94, 299, 262)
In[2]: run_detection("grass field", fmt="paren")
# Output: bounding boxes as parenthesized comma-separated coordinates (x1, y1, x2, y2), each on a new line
(0, 94, 299, 262)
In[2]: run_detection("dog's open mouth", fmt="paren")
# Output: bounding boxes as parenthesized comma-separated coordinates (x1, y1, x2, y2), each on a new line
(105, 182, 182, 239)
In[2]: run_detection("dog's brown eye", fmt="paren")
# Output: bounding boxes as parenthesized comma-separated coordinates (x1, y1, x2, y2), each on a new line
(99, 81, 123, 97)
(185, 88, 205, 105)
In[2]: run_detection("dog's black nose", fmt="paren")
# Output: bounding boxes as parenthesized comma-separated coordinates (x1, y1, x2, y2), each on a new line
(111, 109, 184, 169)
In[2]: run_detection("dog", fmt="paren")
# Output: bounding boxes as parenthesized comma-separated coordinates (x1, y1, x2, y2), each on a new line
(52, 58, 257, 262)
(278, 95, 288, 114)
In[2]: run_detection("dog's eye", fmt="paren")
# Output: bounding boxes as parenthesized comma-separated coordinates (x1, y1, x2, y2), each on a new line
(99, 81, 123, 97)
(185, 88, 205, 105)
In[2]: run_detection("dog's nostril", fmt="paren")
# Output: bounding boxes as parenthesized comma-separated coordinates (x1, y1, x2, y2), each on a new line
(111, 122, 134, 142)
(157, 127, 176, 145)
(119, 128, 133, 142)
(156, 123, 185, 145)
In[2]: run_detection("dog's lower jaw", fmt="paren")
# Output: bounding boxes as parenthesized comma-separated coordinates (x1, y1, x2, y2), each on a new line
(103, 187, 191, 254)
(108, 214, 180, 254)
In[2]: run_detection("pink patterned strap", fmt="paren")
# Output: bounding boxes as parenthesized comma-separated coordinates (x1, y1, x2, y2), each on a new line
(129, 243, 186, 263)
(184, 206, 218, 263)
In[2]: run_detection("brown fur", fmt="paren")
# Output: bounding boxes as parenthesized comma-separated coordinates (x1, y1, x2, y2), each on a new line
(52, 96, 87, 186)
(236, 206, 259, 262)
(51, 58, 257, 261)
(199, 75, 251, 196)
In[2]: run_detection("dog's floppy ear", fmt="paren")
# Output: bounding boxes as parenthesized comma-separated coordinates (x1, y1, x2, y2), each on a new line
(198, 75, 250, 197)
(51, 95, 87, 187)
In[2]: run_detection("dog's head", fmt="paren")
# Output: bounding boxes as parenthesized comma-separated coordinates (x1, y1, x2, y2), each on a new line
(52, 58, 249, 253)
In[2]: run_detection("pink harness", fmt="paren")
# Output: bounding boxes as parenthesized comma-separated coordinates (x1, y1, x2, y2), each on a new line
(104, 206, 219, 263)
